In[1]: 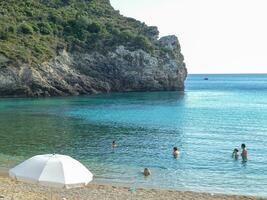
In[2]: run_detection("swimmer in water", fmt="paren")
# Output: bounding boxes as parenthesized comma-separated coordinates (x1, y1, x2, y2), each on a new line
(143, 168, 151, 177)
(241, 143, 248, 161)
(112, 140, 117, 148)
(173, 147, 180, 158)
(232, 148, 239, 160)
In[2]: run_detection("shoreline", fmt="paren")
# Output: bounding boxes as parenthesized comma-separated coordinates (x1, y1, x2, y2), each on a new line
(0, 171, 266, 200)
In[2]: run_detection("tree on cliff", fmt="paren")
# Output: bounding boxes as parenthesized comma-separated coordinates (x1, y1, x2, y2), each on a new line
(0, 0, 158, 67)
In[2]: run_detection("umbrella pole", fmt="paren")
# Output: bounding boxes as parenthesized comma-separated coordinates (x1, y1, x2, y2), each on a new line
(50, 188, 53, 200)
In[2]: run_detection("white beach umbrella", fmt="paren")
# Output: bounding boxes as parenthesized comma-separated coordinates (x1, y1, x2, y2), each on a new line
(9, 154, 93, 189)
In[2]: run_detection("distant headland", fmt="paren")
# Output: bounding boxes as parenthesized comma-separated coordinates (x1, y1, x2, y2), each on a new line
(0, 0, 187, 97)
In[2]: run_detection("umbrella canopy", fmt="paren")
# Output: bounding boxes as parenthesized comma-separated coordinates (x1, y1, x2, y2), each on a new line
(9, 154, 93, 189)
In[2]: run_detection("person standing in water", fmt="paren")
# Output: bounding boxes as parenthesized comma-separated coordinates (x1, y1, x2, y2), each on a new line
(173, 147, 180, 158)
(232, 148, 239, 160)
(241, 144, 248, 161)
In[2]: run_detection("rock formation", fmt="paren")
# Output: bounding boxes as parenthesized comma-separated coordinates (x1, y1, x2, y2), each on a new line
(0, 0, 187, 97)
(0, 35, 186, 97)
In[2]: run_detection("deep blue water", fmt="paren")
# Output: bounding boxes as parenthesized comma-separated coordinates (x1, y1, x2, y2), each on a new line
(0, 74, 267, 196)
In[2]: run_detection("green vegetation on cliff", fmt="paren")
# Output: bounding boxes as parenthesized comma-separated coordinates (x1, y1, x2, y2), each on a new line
(0, 0, 159, 67)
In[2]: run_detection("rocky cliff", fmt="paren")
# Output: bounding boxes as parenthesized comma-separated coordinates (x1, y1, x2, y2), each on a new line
(0, 1, 187, 97)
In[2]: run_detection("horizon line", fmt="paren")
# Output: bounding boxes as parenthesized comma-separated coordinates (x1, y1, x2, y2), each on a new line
(188, 73, 267, 75)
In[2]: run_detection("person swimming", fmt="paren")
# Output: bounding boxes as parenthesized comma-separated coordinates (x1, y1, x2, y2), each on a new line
(241, 143, 248, 161)
(143, 168, 151, 177)
(112, 140, 117, 148)
(173, 147, 180, 158)
(232, 148, 239, 160)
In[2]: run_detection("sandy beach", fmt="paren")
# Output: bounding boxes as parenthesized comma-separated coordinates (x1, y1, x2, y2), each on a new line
(0, 172, 265, 200)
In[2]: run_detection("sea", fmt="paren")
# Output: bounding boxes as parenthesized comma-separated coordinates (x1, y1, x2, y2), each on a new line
(0, 74, 267, 197)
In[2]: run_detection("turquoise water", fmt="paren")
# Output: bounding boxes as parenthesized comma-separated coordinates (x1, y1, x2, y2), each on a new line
(0, 74, 267, 196)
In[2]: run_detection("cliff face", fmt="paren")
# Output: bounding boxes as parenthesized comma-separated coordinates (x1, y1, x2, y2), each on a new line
(0, 35, 186, 97)
(0, 1, 187, 97)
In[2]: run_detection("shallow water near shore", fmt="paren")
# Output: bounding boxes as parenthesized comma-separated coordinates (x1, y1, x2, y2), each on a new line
(0, 74, 267, 196)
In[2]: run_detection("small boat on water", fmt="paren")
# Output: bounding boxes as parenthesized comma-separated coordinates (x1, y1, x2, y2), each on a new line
(204, 78, 209, 80)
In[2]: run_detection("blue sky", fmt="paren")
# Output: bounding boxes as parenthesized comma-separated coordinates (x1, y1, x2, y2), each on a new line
(110, 0, 267, 74)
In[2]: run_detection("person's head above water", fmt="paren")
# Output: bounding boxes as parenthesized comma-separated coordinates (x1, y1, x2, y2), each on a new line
(173, 147, 178, 151)
(112, 140, 117, 148)
(241, 144, 246, 149)
(144, 168, 151, 176)
(234, 148, 239, 153)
